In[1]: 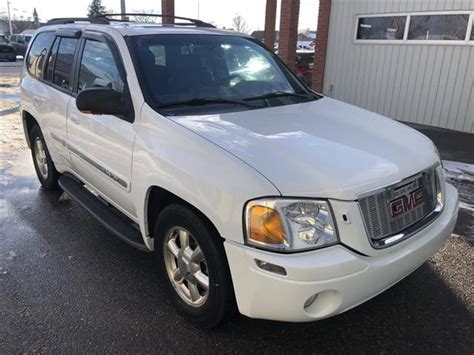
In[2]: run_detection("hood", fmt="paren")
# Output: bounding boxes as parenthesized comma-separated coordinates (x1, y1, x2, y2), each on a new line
(170, 97, 439, 200)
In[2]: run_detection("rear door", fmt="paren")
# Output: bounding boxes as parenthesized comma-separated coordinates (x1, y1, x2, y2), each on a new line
(66, 32, 136, 217)
(21, 31, 77, 170)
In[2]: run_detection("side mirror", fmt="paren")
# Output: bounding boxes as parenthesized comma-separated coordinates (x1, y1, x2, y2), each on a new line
(76, 87, 124, 115)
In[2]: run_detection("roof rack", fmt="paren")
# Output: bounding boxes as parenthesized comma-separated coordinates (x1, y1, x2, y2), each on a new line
(46, 17, 109, 25)
(99, 13, 216, 28)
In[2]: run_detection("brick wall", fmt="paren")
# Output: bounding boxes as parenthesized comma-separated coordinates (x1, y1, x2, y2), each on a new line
(264, 0, 277, 50)
(278, 0, 300, 70)
(311, 0, 331, 92)
(161, 0, 175, 24)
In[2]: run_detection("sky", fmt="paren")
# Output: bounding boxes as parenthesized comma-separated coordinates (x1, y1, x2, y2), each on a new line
(1, 0, 319, 32)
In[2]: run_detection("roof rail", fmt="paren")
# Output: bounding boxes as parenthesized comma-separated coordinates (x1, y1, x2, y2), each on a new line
(46, 17, 110, 25)
(99, 13, 216, 28)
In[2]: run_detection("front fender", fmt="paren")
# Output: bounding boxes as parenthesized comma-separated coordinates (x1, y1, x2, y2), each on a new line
(131, 104, 280, 250)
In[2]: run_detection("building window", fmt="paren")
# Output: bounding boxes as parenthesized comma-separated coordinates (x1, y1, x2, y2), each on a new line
(356, 16, 407, 40)
(471, 23, 474, 40)
(408, 14, 469, 40)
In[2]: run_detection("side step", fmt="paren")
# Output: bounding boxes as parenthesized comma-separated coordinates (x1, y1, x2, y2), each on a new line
(58, 175, 149, 252)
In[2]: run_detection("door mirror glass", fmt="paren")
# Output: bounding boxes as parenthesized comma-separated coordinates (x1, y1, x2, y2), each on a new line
(76, 87, 123, 115)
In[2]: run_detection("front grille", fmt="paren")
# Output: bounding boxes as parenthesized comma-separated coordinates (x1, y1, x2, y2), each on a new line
(359, 166, 440, 247)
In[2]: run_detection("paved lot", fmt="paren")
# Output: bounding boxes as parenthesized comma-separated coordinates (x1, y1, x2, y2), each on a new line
(1, 72, 473, 353)
(0, 58, 23, 75)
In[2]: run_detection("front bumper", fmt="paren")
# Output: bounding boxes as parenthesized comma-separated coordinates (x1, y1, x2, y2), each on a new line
(224, 183, 458, 322)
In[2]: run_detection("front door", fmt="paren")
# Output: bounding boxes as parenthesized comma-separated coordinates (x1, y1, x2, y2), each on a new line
(67, 34, 136, 218)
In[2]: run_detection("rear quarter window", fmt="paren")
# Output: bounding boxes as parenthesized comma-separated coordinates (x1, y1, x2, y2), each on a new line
(26, 32, 55, 79)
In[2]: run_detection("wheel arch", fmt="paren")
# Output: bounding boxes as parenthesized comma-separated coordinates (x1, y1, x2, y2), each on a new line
(144, 185, 223, 244)
(22, 110, 39, 149)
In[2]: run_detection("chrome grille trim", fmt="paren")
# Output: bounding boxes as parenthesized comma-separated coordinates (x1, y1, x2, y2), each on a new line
(358, 165, 442, 249)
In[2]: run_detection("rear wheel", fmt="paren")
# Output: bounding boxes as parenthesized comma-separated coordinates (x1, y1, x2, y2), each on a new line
(30, 125, 60, 190)
(154, 204, 236, 328)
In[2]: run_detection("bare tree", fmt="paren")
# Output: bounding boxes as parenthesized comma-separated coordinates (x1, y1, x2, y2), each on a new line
(232, 14, 250, 34)
(130, 9, 160, 24)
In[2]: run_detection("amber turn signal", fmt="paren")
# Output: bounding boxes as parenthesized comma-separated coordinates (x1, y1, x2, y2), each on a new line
(248, 205, 286, 245)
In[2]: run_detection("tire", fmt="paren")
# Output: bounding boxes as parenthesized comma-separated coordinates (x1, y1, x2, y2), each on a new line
(30, 125, 60, 190)
(154, 204, 236, 328)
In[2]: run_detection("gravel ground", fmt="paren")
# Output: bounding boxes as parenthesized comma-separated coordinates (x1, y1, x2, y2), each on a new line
(1, 73, 473, 353)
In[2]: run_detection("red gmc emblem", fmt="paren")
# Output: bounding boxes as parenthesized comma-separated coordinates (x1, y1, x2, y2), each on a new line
(389, 189, 423, 218)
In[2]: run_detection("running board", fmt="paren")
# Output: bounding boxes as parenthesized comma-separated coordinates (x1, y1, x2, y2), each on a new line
(58, 175, 149, 252)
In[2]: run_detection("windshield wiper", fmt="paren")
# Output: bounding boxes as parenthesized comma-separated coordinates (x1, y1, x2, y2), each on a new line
(243, 91, 314, 102)
(158, 97, 262, 109)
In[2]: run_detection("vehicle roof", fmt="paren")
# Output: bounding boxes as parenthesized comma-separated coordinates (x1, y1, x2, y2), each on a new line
(36, 22, 252, 38)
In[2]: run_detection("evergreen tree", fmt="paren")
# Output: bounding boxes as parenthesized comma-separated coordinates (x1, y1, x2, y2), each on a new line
(33, 8, 39, 23)
(87, 0, 106, 17)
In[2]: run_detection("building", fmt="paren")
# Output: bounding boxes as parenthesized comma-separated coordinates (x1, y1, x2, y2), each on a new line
(260, 0, 473, 134)
(322, 0, 474, 133)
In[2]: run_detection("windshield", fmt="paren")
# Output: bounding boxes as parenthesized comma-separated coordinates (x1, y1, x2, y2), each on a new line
(129, 34, 315, 114)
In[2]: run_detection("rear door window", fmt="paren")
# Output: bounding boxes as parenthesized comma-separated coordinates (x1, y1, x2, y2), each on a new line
(44, 37, 60, 82)
(26, 32, 55, 79)
(53, 37, 78, 90)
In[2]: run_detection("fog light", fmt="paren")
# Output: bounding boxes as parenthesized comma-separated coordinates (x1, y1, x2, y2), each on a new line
(255, 259, 287, 276)
(304, 294, 318, 309)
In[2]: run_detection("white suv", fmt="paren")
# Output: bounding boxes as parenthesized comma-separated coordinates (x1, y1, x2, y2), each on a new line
(20, 15, 459, 328)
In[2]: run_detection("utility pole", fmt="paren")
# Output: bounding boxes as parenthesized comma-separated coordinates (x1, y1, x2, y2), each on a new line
(197, 0, 200, 19)
(7, 0, 13, 36)
(120, 0, 126, 20)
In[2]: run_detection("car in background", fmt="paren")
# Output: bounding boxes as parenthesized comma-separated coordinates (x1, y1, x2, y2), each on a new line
(295, 50, 314, 85)
(0, 36, 16, 62)
(9, 31, 34, 57)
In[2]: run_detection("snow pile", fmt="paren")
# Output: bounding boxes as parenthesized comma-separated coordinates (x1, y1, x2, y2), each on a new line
(443, 160, 474, 212)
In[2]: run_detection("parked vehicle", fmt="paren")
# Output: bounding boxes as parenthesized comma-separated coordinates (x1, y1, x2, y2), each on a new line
(21, 15, 459, 328)
(295, 50, 314, 85)
(0, 36, 16, 61)
(9, 31, 33, 57)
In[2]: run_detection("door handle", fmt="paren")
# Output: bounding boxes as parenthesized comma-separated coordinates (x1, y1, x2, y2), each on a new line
(70, 115, 81, 125)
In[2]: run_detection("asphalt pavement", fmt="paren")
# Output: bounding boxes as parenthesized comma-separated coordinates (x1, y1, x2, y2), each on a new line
(0, 58, 23, 75)
(1, 70, 473, 353)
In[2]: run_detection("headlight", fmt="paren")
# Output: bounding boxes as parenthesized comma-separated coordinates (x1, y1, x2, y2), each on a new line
(245, 199, 338, 252)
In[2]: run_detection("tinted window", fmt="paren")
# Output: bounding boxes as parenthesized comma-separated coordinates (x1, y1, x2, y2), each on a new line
(408, 14, 469, 40)
(357, 16, 406, 40)
(26, 32, 55, 79)
(45, 37, 60, 82)
(53, 37, 78, 90)
(78, 40, 124, 93)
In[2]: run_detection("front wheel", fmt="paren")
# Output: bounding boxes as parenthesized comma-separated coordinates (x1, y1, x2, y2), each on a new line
(154, 204, 236, 328)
